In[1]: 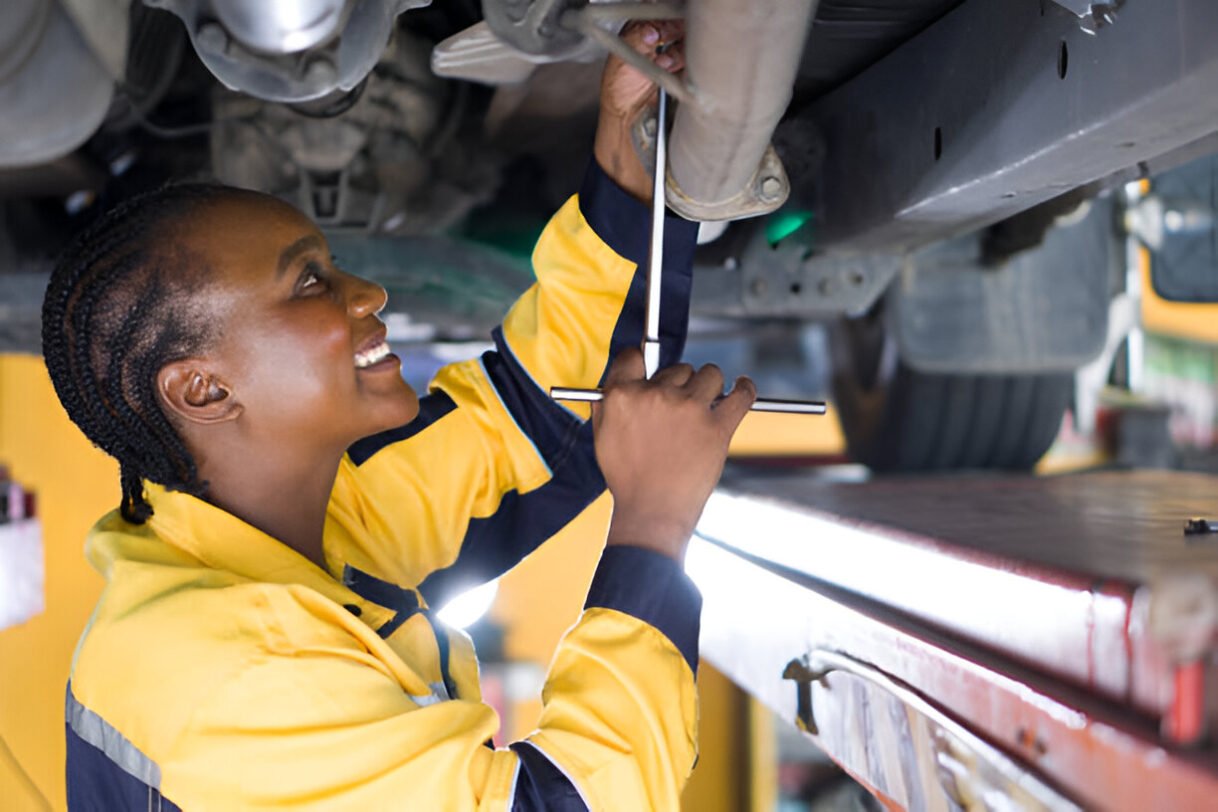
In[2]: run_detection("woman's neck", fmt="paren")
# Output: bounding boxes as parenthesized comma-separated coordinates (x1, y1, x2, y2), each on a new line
(198, 452, 342, 572)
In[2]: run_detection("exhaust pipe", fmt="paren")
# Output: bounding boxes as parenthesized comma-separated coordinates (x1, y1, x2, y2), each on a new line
(666, 0, 818, 221)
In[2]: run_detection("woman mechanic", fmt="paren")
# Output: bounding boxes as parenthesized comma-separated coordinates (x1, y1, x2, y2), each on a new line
(47, 19, 756, 810)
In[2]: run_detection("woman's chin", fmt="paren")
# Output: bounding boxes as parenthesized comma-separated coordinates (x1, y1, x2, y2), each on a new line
(374, 385, 421, 430)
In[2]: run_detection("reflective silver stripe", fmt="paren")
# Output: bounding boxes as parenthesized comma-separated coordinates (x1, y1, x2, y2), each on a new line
(65, 686, 162, 789)
(406, 692, 444, 708)
(505, 759, 521, 812)
(430, 678, 452, 702)
(405, 682, 451, 707)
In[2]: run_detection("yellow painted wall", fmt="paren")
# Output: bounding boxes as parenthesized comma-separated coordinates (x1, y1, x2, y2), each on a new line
(0, 355, 115, 811)
(729, 404, 843, 458)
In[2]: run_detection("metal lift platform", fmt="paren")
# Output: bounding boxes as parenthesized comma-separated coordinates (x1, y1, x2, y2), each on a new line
(685, 469, 1218, 810)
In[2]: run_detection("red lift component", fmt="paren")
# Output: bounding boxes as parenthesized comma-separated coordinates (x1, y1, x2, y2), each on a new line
(687, 470, 1218, 809)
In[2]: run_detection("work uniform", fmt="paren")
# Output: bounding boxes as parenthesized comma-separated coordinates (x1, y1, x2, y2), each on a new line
(65, 163, 702, 810)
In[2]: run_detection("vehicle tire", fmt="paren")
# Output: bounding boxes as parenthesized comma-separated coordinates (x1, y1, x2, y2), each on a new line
(831, 314, 1072, 472)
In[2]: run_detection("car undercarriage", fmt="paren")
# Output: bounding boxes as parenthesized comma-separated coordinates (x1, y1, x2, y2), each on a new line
(2, 0, 1216, 471)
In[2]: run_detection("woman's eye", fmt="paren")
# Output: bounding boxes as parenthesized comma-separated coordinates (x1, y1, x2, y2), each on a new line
(298, 264, 327, 294)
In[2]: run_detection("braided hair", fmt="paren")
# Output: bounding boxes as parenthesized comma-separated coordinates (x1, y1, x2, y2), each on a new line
(42, 184, 243, 524)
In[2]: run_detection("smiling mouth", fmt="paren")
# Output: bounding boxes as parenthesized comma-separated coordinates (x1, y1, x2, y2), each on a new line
(355, 339, 392, 369)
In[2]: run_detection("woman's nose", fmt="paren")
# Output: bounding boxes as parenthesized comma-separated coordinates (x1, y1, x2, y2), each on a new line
(348, 276, 387, 317)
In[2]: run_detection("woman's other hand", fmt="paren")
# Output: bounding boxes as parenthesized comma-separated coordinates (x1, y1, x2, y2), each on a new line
(594, 20, 685, 203)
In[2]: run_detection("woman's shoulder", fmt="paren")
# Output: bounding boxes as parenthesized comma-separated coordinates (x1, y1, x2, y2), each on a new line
(69, 555, 369, 760)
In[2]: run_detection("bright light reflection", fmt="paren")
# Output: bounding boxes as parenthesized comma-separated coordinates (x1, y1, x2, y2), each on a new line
(436, 578, 499, 629)
(693, 490, 1094, 673)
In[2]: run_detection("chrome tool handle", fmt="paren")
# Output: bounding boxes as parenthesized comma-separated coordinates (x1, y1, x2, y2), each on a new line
(642, 87, 669, 379)
(551, 387, 827, 415)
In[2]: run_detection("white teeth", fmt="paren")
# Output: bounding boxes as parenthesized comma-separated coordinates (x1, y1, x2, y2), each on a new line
(355, 340, 391, 369)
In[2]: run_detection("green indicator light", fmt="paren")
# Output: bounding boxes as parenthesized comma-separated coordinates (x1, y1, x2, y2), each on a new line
(765, 210, 813, 246)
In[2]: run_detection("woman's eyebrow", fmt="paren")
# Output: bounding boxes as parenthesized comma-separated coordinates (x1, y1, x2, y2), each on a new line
(276, 235, 325, 279)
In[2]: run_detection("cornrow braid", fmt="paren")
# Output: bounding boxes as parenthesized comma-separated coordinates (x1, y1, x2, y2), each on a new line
(42, 183, 241, 523)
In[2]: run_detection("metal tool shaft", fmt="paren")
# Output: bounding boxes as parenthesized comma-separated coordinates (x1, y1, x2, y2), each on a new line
(551, 387, 827, 415)
(642, 87, 668, 379)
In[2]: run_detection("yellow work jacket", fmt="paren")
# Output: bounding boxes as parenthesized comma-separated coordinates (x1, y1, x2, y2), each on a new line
(64, 162, 703, 810)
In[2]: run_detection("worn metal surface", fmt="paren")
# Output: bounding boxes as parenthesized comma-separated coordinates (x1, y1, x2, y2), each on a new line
(701, 469, 1218, 738)
(784, 649, 1079, 810)
(665, 0, 817, 221)
(481, 0, 586, 58)
(150, 0, 425, 103)
(211, 28, 496, 234)
(890, 198, 1115, 374)
(431, 20, 592, 85)
(0, 0, 115, 167)
(687, 533, 1218, 810)
(58, 0, 130, 79)
(210, 0, 348, 54)
(789, 0, 1218, 253)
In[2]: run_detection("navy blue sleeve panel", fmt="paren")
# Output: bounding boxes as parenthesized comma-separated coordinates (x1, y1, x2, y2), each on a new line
(509, 742, 590, 811)
(347, 391, 457, 465)
(353, 163, 698, 610)
(66, 686, 181, 812)
(585, 546, 703, 673)
(578, 160, 700, 382)
(418, 339, 604, 608)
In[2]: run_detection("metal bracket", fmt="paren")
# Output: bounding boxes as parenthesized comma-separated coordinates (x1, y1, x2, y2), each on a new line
(781, 658, 833, 735)
(561, 2, 696, 107)
(691, 232, 899, 319)
(666, 144, 790, 221)
(783, 649, 1081, 810)
(1050, 0, 1124, 34)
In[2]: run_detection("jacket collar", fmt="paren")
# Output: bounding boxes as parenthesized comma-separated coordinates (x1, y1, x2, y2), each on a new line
(142, 482, 392, 627)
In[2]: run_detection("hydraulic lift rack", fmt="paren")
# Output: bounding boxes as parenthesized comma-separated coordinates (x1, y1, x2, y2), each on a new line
(686, 469, 1218, 810)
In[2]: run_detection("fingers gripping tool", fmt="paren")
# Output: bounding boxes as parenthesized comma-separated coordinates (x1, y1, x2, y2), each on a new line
(550, 88, 827, 416)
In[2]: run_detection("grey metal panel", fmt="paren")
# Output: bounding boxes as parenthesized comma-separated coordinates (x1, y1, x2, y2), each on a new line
(795, 0, 1218, 253)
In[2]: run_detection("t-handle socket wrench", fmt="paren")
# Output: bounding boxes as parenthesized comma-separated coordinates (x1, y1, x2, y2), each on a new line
(551, 88, 826, 416)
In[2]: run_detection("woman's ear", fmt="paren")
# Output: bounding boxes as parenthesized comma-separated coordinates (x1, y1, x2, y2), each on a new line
(157, 360, 243, 425)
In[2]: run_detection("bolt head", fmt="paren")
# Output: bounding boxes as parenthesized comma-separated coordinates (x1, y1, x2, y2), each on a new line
(750, 278, 767, 297)
(759, 175, 784, 202)
(196, 21, 228, 54)
(305, 58, 338, 86)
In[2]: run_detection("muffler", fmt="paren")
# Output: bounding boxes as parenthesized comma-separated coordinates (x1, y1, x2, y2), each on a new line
(666, 0, 818, 221)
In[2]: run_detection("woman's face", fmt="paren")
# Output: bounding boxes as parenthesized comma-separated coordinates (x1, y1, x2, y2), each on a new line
(180, 194, 419, 453)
